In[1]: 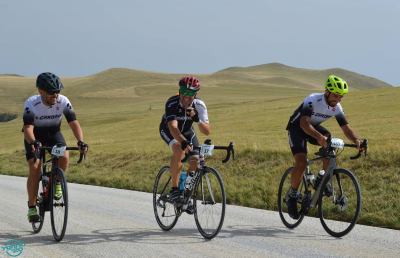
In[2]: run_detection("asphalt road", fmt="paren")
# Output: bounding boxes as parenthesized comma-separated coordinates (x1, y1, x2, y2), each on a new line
(0, 175, 399, 258)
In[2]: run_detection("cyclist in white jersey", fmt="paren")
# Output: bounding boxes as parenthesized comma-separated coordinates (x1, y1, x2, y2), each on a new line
(285, 75, 364, 219)
(23, 72, 88, 222)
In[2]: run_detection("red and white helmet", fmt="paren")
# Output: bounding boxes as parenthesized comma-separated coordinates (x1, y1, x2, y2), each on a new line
(179, 76, 200, 91)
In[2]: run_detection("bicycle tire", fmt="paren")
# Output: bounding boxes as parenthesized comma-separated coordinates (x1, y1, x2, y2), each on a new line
(50, 168, 68, 242)
(153, 166, 179, 231)
(32, 181, 46, 233)
(318, 168, 361, 238)
(277, 167, 305, 228)
(193, 167, 226, 239)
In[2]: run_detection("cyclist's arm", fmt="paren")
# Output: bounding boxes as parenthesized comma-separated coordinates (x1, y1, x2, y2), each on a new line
(23, 125, 36, 144)
(194, 99, 210, 135)
(340, 124, 361, 146)
(300, 116, 327, 147)
(22, 102, 36, 144)
(68, 120, 84, 143)
(198, 122, 211, 135)
(168, 120, 187, 144)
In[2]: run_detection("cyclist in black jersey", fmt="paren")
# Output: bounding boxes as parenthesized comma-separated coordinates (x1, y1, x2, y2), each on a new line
(159, 76, 210, 203)
(23, 72, 88, 222)
(285, 75, 364, 219)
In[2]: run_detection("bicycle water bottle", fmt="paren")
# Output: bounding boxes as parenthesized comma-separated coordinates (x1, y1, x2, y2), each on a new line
(306, 173, 315, 186)
(314, 170, 325, 189)
(179, 171, 187, 191)
(184, 171, 195, 191)
(42, 175, 49, 197)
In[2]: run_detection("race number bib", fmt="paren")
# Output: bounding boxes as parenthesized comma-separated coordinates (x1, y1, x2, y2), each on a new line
(51, 145, 67, 157)
(200, 144, 214, 156)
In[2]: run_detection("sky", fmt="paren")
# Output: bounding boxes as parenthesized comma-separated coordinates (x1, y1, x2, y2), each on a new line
(0, 0, 399, 85)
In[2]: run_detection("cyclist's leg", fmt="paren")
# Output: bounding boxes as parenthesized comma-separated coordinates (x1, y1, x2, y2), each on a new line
(287, 128, 308, 219)
(26, 140, 41, 206)
(52, 132, 69, 171)
(160, 127, 185, 202)
(308, 125, 331, 170)
(288, 128, 308, 189)
(186, 130, 200, 172)
(25, 140, 41, 221)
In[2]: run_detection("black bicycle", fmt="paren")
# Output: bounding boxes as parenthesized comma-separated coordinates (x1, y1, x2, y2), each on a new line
(278, 137, 368, 237)
(31, 144, 85, 242)
(153, 139, 234, 239)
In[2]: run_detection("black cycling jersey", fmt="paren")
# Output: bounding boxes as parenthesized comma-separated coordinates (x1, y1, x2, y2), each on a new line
(159, 95, 209, 134)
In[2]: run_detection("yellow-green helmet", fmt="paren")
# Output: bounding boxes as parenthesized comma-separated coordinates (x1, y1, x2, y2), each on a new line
(325, 75, 348, 96)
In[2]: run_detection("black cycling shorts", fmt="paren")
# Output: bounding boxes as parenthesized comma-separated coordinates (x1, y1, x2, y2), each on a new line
(159, 124, 200, 156)
(288, 125, 331, 155)
(24, 130, 66, 160)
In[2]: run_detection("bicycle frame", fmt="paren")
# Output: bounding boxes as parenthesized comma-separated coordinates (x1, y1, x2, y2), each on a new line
(304, 150, 337, 209)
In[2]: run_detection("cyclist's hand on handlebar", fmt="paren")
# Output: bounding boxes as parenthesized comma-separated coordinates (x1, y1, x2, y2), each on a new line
(317, 135, 328, 148)
(180, 140, 192, 152)
(31, 140, 42, 152)
(77, 140, 89, 154)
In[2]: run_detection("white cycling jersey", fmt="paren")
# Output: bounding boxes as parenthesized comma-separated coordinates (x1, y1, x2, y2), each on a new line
(287, 93, 348, 128)
(23, 94, 76, 128)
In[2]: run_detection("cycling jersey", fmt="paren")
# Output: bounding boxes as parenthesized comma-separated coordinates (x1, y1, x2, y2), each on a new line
(22, 94, 76, 160)
(159, 95, 208, 154)
(160, 95, 209, 133)
(286, 93, 348, 129)
(23, 94, 76, 132)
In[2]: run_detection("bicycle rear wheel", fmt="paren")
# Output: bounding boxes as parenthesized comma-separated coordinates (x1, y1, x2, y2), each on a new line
(32, 180, 46, 233)
(318, 168, 361, 238)
(153, 166, 179, 231)
(277, 167, 305, 228)
(50, 168, 68, 242)
(193, 167, 226, 239)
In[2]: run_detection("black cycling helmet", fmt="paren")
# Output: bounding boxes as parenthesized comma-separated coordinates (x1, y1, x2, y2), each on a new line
(36, 72, 64, 93)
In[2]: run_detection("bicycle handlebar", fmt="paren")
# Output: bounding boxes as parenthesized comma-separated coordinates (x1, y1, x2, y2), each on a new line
(345, 139, 368, 160)
(213, 142, 235, 163)
(181, 139, 235, 163)
(35, 146, 86, 164)
(314, 138, 368, 160)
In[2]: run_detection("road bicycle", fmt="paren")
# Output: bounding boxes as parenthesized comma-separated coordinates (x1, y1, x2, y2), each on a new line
(153, 139, 234, 239)
(278, 137, 368, 237)
(31, 144, 85, 241)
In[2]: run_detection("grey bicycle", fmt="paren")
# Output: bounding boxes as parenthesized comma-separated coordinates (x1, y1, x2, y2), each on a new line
(278, 137, 368, 237)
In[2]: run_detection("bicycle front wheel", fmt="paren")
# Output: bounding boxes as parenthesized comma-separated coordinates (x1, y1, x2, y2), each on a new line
(277, 167, 305, 228)
(153, 166, 179, 231)
(50, 168, 68, 242)
(193, 167, 226, 239)
(32, 180, 46, 233)
(318, 168, 361, 238)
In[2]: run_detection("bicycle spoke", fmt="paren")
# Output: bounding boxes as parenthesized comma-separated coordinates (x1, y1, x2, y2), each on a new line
(153, 166, 179, 231)
(194, 167, 226, 239)
(319, 169, 361, 237)
(278, 167, 305, 228)
(50, 169, 68, 242)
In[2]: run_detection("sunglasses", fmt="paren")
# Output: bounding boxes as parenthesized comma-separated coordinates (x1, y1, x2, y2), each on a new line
(46, 90, 60, 95)
(180, 89, 196, 97)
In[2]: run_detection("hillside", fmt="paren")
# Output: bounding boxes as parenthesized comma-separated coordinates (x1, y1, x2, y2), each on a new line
(1, 64, 399, 229)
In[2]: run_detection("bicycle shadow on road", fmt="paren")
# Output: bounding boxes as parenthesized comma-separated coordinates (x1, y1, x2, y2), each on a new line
(18, 227, 213, 246)
(11, 223, 334, 247)
(219, 224, 337, 241)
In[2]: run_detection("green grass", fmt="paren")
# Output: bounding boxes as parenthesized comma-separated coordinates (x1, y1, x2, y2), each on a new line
(0, 64, 399, 229)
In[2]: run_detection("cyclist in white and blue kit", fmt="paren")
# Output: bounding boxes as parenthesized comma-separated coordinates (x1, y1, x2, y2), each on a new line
(23, 72, 88, 222)
(285, 75, 364, 219)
